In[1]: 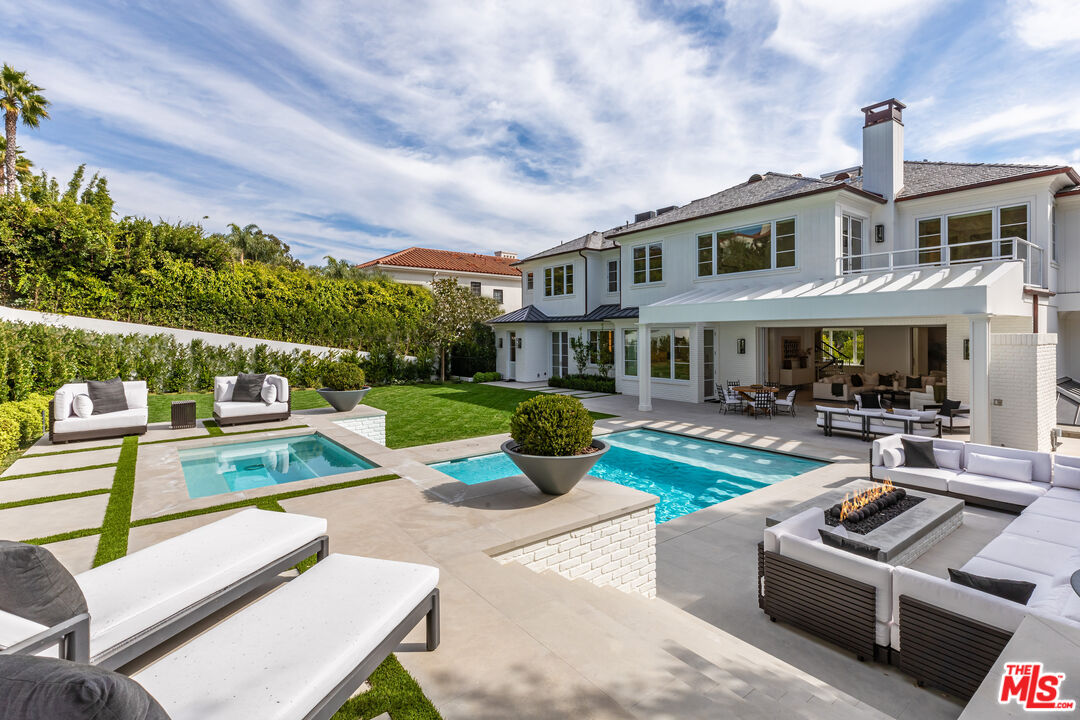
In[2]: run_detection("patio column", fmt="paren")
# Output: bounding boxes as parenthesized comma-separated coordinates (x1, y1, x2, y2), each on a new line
(969, 315, 990, 444)
(638, 322, 652, 412)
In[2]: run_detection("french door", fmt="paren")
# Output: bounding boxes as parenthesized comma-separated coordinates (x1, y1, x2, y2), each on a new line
(551, 331, 569, 377)
(703, 329, 716, 399)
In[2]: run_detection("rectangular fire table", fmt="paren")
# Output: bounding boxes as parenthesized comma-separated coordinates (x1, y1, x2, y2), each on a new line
(766, 479, 964, 566)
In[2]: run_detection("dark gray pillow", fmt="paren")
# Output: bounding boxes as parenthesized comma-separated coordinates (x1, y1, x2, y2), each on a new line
(87, 377, 128, 415)
(818, 529, 880, 559)
(901, 437, 937, 468)
(949, 568, 1036, 605)
(0, 655, 171, 720)
(940, 398, 962, 418)
(0, 540, 87, 627)
(905, 375, 922, 389)
(232, 373, 267, 402)
(860, 393, 881, 409)
(850, 374, 863, 387)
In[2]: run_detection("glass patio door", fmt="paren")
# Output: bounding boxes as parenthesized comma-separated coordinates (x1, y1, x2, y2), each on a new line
(551, 331, 568, 378)
(508, 332, 516, 379)
(703, 329, 715, 399)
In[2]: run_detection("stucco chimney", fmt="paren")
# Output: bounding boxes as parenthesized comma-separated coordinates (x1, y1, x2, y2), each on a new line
(494, 250, 518, 259)
(860, 99, 905, 201)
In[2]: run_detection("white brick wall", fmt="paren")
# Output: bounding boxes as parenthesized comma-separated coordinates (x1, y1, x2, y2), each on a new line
(990, 333, 1057, 451)
(493, 507, 657, 597)
(334, 415, 386, 446)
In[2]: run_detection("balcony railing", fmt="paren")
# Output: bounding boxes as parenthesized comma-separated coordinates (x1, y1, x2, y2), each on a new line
(837, 237, 1045, 288)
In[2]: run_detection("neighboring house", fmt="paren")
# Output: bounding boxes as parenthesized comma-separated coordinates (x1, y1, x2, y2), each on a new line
(357, 247, 522, 310)
(491, 98, 1080, 450)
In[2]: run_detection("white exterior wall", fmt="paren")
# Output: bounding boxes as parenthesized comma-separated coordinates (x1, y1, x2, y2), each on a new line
(515, 255, 588, 317)
(990, 333, 1057, 452)
(375, 266, 522, 311)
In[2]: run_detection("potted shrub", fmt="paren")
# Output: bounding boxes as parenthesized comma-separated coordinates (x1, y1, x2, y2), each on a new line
(317, 361, 371, 412)
(501, 394, 609, 495)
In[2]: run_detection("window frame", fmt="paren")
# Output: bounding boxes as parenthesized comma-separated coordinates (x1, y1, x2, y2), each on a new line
(648, 327, 691, 382)
(623, 329, 637, 377)
(543, 262, 575, 297)
(588, 329, 614, 365)
(694, 216, 797, 279)
(914, 202, 1030, 265)
(607, 259, 619, 293)
(631, 242, 663, 285)
(492, 288, 503, 303)
(469, 281, 481, 296)
(526, 272, 534, 290)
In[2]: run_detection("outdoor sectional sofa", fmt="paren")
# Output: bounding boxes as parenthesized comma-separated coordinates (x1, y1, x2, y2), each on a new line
(760, 435, 1080, 699)
(815, 405, 939, 441)
(49, 380, 148, 443)
(212, 374, 291, 427)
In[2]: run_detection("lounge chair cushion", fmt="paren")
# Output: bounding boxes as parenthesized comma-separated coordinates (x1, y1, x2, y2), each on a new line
(885, 467, 959, 493)
(134, 554, 439, 720)
(947, 474, 1047, 507)
(0, 655, 170, 720)
(76, 509, 327, 664)
(1002, 512, 1080, 548)
(780, 535, 892, 626)
(1054, 463, 1080, 491)
(53, 408, 148, 434)
(1015, 496, 1080, 522)
(212, 401, 289, 419)
(1046, 486, 1080, 504)
(0, 541, 87, 627)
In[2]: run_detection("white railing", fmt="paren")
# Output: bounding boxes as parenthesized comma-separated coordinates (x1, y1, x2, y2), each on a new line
(836, 237, 1045, 287)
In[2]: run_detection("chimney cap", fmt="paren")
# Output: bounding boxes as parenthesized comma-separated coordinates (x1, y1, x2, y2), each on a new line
(861, 98, 906, 128)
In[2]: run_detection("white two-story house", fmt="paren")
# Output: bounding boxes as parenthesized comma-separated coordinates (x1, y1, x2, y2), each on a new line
(491, 99, 1080, 451)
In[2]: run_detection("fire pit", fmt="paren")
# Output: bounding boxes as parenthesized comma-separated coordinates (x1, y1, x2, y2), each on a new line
(823, 479, 925, 535)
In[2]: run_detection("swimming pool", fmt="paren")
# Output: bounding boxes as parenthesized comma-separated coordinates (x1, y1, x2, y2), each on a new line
(179, 433, 376, 499)
(429, 429, 825, 523)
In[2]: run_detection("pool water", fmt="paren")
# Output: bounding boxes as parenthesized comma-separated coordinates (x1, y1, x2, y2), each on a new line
(430, 429, 825, 523)
(180, 433, 375, 498)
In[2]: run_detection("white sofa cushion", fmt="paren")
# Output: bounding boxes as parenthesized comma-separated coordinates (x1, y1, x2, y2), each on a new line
(871, 434, 964, 469)
(947, 473, 1047, 507)
(261, 382, 278, 404)
(214, 377, 236, 402)
(1001, 512, 1080, 549)
(134, 554, 439, 720)
(780, 535, 892, 626)
(962, 442, 1050, 483)
(882, 448, 903, 468)
(958, 557, 1069, 614)
(53, 386, 73, 421)
(265, 374, 289, 402)
(213, 401, 289, 419)
(1024, 496, 1080, 522)
(967, 452, 1033, 483)
(1054, 463, 1080, 491)
(934, 448, 962, 470)
(886, 467, 961, 493)
(76, 508, 327, 663)
(763, 507, 825, 553)
(72, 393, 93, 418)
(1046, 486, 1080, 504)
(891, 566, 1029, 650)
(53, 407, 148, 433)
(974, 534, 1080, 579)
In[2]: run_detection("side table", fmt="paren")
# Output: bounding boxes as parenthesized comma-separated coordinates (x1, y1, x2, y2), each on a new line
(171, 400, 197, 430)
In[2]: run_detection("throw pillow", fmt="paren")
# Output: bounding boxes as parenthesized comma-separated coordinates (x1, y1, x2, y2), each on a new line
(72, 394, 94, 419)
(87, 378, 128, 415)
(901, 437, 937, 468)
(232, 373, 267, 403)
(882, 447, 904, 468)
(860, 393, 881, 409)
(850, 374, 864, 387)
(934, 448, 962, 470)
(864, 372, 880, 387)
(1054, 463, 1080, 490)
(0, 541, 88, 627)
(939, 398, 962, 418)
(948, 568, 1036, 605)
(260, 381, 278, 405)
(54, 388, 72, 421)
(879, 373, 894, 387)
(968, 452, 1033, 483)
(905, 375, 922, 389)
(0, 655, 171, 720)
(831, 382, 845, 396)
(818, 529, 880, 559)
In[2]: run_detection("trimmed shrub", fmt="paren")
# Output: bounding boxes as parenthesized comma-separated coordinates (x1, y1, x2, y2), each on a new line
(0, 393, 50, 454)
(321, 362, 366, 391)
(509, 395, 593, 457)
(472, 371, 501, 383)
(548, 374, 616, 394)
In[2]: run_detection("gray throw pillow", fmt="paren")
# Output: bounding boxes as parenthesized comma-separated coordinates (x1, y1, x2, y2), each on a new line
(900, 437, 937, 469)
(948, 568, 1036, 605)
(0, 540, 88, 627)
(87, 377, 129, 415)
(0, 655, 171, 720)
(232, 373, 267, 402)
(818, 529, 880, 559)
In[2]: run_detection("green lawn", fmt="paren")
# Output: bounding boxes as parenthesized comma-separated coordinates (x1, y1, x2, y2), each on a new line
(361, 383, 614, 449)
(147, 389, 329, 423)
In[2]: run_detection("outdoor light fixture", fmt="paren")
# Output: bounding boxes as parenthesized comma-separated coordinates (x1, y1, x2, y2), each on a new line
(497, 338, 503, 348)
(963, 338, 970, 360)
(875, 224, 885, 243)
(737, 338, 746, 354)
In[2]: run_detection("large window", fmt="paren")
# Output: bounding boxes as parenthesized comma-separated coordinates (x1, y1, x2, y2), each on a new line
(588, 330, 614, 364)
(650, 328, 690, 380)
(917, 204, 1028, 264)
(607, 259, 619, 292)
(696, 218, 796, 277)
(820, 328, 864, 367)
(623, 329, 637, 376)
(841, 215, 864, 272)
(543, 263, 574, 297)
(632, 243, 663, 284)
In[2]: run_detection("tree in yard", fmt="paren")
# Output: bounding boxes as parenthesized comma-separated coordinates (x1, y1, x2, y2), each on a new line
(0, 136, 32, 190)
(569, 333, 589, 376)
(425, 277, 500, 381)
(0, 65, 49, 196)
(222, 223, 299, 266)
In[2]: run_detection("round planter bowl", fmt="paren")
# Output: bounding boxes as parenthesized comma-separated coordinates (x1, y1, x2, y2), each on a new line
(317, 386, 371, 412)
(500, 439, 609, 496)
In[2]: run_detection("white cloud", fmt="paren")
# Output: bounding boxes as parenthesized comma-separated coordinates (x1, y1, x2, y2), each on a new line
(1010, 0, 1080, 49)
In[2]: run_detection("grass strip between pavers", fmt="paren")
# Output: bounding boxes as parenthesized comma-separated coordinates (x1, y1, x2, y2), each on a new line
(0, 487, 111, 511)
(204, 420, 225, 436)
(0, 462, 117, 482)
(332, 653, 442, 720)
(92, 436, 139, 567)
(22, 526, 102, 545)
(20, 444, 124, 458)
(139, 424, 310, 445)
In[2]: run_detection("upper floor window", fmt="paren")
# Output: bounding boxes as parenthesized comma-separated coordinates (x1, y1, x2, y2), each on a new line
(607, 259, 619, 292)
(632, 242, 663, 284)
(917, 204, 1028, 264)
(544, 263, 574, 296)
(526, 272, 534, 290)
(841, 215, 865, 272)
(493, 289, 504, 303)
(470, 281, 481, 296)
(696, 218, 796, 277)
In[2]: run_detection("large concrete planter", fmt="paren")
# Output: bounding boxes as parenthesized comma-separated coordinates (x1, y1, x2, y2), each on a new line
(501, 439, 609, 495)
(317, 386, 371, 412)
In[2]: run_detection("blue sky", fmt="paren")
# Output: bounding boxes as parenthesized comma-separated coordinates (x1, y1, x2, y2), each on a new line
(2, 0, 1078, 264)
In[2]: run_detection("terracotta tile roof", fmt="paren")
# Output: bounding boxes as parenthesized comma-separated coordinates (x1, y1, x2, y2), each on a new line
(357, 247, 520, 276)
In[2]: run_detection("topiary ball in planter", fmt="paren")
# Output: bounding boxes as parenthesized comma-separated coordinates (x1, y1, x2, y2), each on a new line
(503, 394, 608, 495)
(317, 362, 371, 412)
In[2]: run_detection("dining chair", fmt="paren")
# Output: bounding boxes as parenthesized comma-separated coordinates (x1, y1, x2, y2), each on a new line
(774, 389, 797, 417)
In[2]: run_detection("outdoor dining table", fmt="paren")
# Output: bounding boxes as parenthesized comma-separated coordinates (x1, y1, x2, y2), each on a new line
(733, 385, 779, 415)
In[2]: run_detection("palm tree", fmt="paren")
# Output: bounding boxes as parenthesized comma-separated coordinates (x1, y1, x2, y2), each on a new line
(224, 223, 261, 264)
(0, 65, 49, 196)
(0, 136, 32, 190)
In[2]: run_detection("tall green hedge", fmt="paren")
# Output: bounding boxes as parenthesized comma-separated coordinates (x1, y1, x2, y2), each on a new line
(0, 393, 50, 455)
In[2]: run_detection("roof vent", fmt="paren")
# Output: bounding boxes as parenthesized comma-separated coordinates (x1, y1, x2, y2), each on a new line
(656, 205, 677, 216)
(748, 173, 763, 183)
(833, 172, 850, 181)
(634, 210, 657, 223)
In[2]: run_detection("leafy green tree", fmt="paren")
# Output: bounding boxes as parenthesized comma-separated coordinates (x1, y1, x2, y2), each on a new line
(569, 334, 589, 376)
(223, 223, 299, 267)
(0, 65, 49, 196)
(423, 277, 500, 381)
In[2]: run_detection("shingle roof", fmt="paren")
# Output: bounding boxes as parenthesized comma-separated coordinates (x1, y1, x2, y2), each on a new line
(885, 161, 1075, 200)
(517, 231, 615, 263)
(357, 247, 520, 276)
(489, 303, 638, 324)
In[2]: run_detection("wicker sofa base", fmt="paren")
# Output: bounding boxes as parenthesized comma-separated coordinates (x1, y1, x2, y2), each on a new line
(50, 425, 147, 444)
(213, 411, 291, 427)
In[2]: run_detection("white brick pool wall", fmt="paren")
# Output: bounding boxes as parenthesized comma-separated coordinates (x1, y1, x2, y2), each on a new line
(493, 507, 656, 597)
(333, 415, 386, 446)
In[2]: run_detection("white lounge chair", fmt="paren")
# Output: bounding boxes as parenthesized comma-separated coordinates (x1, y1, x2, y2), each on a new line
(774, 389, 797, 417)
(1, 509, 328, 670)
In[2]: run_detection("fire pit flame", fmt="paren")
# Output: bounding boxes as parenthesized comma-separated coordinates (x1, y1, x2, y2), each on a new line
(839, 479, 896, 522)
